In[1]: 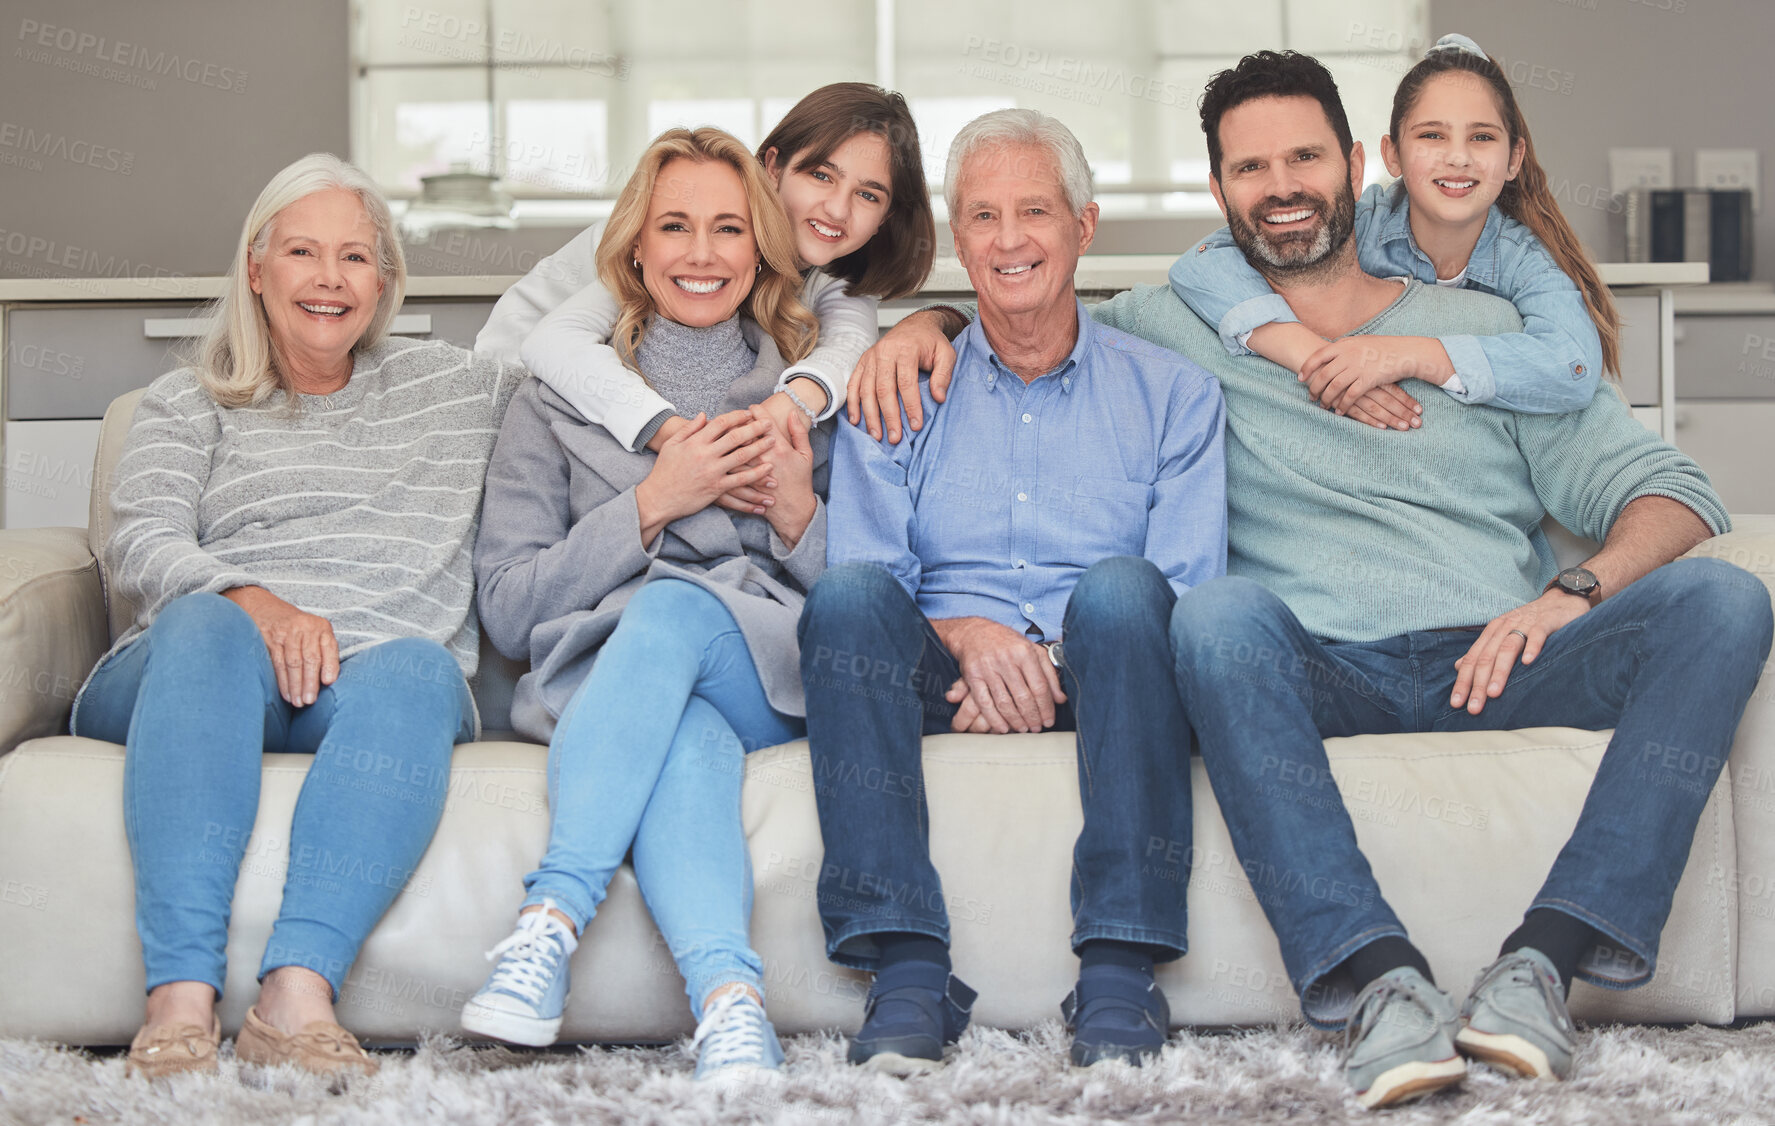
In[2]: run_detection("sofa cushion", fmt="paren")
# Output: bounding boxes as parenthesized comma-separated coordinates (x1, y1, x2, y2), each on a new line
(0, 725, 1735, 1044)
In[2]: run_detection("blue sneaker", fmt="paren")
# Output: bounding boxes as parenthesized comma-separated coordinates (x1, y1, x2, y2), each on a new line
(847, 960, 977, 1075)
(459, 902, 578, 1047)
(1342, 967, 1466, 1109)
(1061, 965, 1170, 1067)
(691, 986, 786, 1087)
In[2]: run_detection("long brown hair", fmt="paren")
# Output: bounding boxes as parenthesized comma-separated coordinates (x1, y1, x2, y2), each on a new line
(596, 127, 817, 373)
(1390, 47, 1620, 378)
(757, 82, 935, 301)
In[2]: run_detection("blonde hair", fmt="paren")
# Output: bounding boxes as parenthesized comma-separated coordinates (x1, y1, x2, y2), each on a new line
(596, 127, 816, 371)
(195, 153, 406, 407)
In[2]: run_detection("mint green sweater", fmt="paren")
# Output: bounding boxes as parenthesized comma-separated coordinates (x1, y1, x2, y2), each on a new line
(1087, 280, 1728, 641)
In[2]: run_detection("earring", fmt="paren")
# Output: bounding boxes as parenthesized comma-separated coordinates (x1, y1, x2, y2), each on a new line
(632, 258, 642, 270)
(755, 262, 762, 274)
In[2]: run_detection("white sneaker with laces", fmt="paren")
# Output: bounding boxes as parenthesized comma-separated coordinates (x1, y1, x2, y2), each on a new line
(460, 901, 578, 1047)
(692, 985, 786, 1086)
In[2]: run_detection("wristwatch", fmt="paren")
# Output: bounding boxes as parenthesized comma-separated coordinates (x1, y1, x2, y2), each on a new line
(1543, 566, 1602, 606)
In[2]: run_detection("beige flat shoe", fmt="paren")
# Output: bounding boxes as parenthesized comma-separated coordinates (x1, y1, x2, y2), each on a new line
(126, 1013, 221, 1079)
(235, 1005, 380, 1078)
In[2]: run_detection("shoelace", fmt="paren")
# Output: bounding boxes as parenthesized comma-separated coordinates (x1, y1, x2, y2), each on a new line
(1341, 975, 1434, 1063)
(483, 907, 576, 1005)
(692, 988, 769, 1070)
(136, 1023, 214, 1059)
(292, 1023, 369, 1060)
(1472, 953, 1573, 1033)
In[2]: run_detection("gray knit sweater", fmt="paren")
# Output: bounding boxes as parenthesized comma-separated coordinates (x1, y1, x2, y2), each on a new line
(636, 312, 755, 424)
(99, 337, 522, 680)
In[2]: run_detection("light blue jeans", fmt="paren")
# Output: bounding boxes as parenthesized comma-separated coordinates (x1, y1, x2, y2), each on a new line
(523, 578, 803, 1014)
(72, 592, 475, 998)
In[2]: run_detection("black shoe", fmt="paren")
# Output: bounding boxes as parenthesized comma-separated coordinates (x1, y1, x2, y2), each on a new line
(847, 960, 977, 1075)
(1061, 964, 1170, 1067)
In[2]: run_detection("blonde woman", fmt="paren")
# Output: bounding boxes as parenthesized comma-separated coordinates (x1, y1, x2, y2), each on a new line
(71, 153, 521, 1079)
(463, 128, 823, 1084)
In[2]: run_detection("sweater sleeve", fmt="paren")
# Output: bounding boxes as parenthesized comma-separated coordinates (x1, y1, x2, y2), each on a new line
(768, 498, 828, 592)
(1517, 387, 1730, 543)
(473, 223, 603, 363)
(776, 272, 878, 420)
(518, 281, 675, 450)
(105, 385, 261, 622)
(473, 381, 661, 661)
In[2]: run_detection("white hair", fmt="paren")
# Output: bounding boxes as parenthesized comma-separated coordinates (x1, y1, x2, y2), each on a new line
(943, 108, 1094, 218)
(195, 152, 405, 407)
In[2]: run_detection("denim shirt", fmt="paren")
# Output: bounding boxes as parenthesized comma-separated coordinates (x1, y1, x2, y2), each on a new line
(826, 299, 1227, 640)
(1168, 181, 1602, 413)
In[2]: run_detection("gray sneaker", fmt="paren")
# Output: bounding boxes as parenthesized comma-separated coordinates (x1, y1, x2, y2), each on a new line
(1342, 967, 1467, 1109)
(1454, 948, 1576, 1080)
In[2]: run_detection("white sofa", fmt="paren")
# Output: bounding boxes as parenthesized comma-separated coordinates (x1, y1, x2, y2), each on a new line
(1, 388, 1772, 1046)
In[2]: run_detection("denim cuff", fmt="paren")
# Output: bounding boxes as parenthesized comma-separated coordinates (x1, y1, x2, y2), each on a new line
(520, 886, 597, 935)
(825, 918, 951, 973)
(1218, 294, 1300, 356)
(1530, 897, 1655, 990)
(260, 918, 361, 998)
(1436, 334, 1494, 403)
(1070, 923, 1188, 965)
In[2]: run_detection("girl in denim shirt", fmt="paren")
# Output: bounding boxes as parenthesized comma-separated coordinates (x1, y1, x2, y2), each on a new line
(1171, 35, 1621, 429)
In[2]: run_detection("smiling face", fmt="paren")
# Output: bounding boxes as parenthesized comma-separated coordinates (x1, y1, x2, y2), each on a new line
(766, 131, 894, 269)
(247, 188, 384, 374)
(1210, 95, 1363, 280)
(633, 157, 759, 327)
(950, 142, 1097, 322)
(1382, 71, 1525, 230)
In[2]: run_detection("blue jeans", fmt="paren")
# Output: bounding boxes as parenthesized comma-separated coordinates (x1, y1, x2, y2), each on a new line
(522, 579, 803, 1014)
(1169, 558, 1774, 1027)
(798, 557, 1193, 970)
(72, 592, 474, 998)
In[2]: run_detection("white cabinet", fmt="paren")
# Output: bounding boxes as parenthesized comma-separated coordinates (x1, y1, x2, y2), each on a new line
(1673, 401, 1775, 515)
(3, 421, 105, 530)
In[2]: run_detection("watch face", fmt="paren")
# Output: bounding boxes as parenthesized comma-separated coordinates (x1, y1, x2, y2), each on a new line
(1560, 567, 1599, 596)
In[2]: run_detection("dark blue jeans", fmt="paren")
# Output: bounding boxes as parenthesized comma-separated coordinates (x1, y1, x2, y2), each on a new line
(1169, 558, 1774, 1027)
(798, 557, 1193, 971)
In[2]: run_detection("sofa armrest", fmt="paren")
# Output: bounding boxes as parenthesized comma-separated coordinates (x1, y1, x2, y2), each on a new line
(1682, 517, 1775, 1017)
(0, 528, 108, 754)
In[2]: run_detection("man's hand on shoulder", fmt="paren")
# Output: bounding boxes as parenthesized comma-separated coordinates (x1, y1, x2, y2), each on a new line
(931, 616, 1066, 734)
(847, 308, 963, 444)
(1450, 590, 1589, 714)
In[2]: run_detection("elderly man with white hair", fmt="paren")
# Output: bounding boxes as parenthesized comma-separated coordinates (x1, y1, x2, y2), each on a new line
(796, 108, 1227, 1071)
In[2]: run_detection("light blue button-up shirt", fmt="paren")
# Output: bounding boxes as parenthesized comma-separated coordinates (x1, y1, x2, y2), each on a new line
(827, 299, 1227, 640)
(1168, 181, 1603, 414)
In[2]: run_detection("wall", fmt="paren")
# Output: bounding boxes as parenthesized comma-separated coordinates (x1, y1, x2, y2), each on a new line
(1427, 0, 1775, 280)
(4, 0, 1772, 280)
(0, 0, 350, 280)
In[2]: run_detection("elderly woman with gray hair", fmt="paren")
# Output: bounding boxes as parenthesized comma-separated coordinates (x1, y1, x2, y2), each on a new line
(70, 153, 521, 1080)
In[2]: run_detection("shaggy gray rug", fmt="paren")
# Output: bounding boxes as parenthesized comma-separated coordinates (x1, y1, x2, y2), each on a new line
(3, 1022, 1773, 1125)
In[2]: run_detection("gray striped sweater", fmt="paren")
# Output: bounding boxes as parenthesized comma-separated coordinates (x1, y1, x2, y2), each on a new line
(102, 337, 522, 680)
